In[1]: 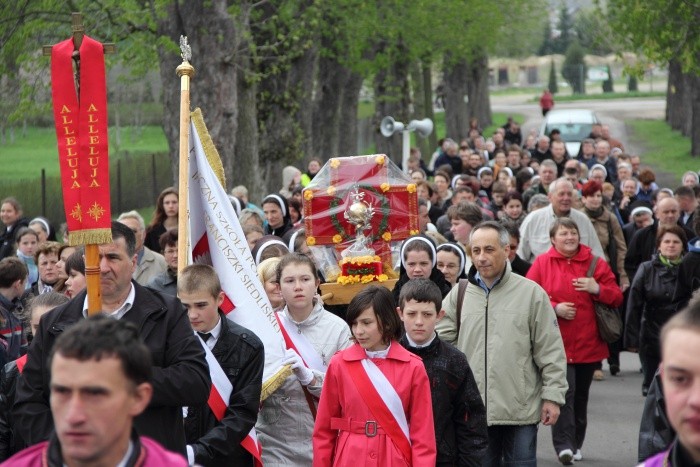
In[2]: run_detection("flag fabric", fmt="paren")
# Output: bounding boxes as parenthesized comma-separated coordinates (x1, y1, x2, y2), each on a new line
(50, 35, 112, 246)
(187, 108, 290, 464)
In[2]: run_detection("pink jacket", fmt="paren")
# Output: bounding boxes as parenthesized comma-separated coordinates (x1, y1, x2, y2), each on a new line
(527, 244, 623, 364)
(313, 342, 436, 467)
(1, 436, 187, 467)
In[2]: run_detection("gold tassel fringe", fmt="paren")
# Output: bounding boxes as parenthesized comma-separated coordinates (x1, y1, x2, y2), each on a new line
(260, 365, 293, 402)
(69, 228, 113, 246)
(191, 108, 226, 188)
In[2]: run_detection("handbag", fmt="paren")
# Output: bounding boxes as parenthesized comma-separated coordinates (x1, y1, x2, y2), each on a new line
(586, 256, 622, 343)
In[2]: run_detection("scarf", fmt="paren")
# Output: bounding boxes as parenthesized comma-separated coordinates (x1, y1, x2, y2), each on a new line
(658, 254, 683, 268)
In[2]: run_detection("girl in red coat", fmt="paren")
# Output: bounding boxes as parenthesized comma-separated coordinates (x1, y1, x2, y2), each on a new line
(527, 217, 623, 465)
(313, 286, 436, 466)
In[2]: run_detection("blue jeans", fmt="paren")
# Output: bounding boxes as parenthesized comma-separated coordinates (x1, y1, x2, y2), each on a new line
(483, 424, 538, 466)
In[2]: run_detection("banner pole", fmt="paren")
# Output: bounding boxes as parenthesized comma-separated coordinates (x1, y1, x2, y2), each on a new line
(176, 37, 195, 274)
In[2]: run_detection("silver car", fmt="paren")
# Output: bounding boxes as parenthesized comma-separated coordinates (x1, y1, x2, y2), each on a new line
(539, 109, 601, 156)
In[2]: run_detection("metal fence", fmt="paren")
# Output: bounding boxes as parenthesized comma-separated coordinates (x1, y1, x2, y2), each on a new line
(0, 153, 173, 227)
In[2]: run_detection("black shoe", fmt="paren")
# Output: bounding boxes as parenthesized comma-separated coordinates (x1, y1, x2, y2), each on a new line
(642, 385, 649, 397)
(610, 364, 620, 376)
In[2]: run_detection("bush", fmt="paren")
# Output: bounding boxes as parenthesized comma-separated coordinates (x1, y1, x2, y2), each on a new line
(548, 59, 559, 94)
(562, 41, 587, 94)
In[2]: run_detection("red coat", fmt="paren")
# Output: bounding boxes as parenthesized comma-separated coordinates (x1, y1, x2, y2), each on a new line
(313, 342, 436, 467)
(526, 244, 623, 364)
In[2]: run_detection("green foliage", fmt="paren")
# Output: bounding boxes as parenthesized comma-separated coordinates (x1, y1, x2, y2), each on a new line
(606, 0, 700, 74)
(548, 59, 558, 94)
(538, 20, 555, 56)
(552, 2, 573, 54)
(574, 8, 615, 55)
(562, 41, 586, 94)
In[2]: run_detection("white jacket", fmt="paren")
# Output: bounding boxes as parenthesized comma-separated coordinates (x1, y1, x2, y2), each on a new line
(256, 301, 352, 466)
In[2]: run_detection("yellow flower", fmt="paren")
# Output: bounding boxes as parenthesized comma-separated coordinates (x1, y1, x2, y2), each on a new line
(375, 155, 385, 165)
(303, 190, 314, 201)
(361, 274, 375, 283)
(373, 255, 381, 262)
(382, 232, 392, 242)
(410, 229, 419, 236)
(306, 236, 316, 246)
(407, 183, 416, 193)
(380, 182, 390, 192)
(377, 274, 389, 282)
(332, 234, 343, 244)
(330, 158, 340, 169)
(326, 186, 336, 196)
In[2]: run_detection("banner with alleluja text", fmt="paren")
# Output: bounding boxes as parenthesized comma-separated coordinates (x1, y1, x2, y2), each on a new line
(187, 108, 291, 463)
(50, 35, 112, 246)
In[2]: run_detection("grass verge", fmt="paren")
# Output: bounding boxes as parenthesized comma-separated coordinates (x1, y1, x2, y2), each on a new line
(628, 120, 693, 180)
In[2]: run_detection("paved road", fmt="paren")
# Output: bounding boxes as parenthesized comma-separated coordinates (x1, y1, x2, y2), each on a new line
(491, 95, 666, 465)
(492, 95, 676, 188)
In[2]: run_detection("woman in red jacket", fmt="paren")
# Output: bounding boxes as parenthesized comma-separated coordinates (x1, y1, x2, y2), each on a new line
(313, 286, 436, 466)
(527, 217, 622, 465)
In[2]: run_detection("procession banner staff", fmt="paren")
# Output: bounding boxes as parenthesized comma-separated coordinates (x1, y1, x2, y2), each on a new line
(48, 13, 115, 315)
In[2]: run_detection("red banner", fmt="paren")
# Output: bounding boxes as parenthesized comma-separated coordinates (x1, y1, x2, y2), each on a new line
(51, 35, 112, 245)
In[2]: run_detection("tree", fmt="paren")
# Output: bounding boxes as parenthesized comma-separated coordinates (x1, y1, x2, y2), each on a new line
(552, 2, 574, 55)
(562, 41, 586, 94)
(538, 20, 555, 56)
(628, 74, 638, 92)
(548, 59, 558, 94)
(574, 8, 615, 56)
(602, 65, 614, 93)
(607, 0, 700, 156)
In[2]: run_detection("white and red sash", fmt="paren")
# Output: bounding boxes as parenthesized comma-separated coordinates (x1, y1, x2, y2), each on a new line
(275, 312, 326, 372)
(197, 334, 262, 466)
(345, 357, 412, 464)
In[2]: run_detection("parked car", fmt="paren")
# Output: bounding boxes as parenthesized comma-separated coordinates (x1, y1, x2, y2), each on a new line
(539, 109, 601, 156)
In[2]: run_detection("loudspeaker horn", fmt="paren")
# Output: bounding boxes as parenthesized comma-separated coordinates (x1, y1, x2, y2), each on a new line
(408, 118, 433, 138)
(380, 116, 405, 137)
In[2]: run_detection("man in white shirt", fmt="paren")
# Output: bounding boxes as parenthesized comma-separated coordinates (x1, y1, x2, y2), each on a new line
(518, 178, 605, 262)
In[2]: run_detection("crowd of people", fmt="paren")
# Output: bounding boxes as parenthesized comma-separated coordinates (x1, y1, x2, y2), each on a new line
(0, 116, 699, 466)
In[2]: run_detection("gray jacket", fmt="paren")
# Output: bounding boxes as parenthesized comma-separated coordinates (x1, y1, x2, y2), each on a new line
(256, 302, 351, 466)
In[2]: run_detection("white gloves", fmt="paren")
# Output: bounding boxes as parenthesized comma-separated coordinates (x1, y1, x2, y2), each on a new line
(283, 348, 315, 386)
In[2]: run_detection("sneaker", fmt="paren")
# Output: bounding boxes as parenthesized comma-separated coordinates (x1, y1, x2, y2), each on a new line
(558, 449, 574, 465)
(593, 369, 604, 381)
(610, 364, 620, 376)
(573, 449, 582, 461)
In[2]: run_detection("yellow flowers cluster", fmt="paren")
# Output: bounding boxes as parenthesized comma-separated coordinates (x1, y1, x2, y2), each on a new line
(337, 273, 389, 285)
(380, 182, 390, 192)
(306, 236, 316, 246)
(407, 183, 416, 193)
(332, 234, 343, 244)
(409, 229, 419, 235)
(326, 186, 336, 196)
(304, 190, 314, 201)
(382, 232, 392, 242)
(375, 155, 385, 165)
(330, 158, 340, 169)
(339, 255, 381, 265)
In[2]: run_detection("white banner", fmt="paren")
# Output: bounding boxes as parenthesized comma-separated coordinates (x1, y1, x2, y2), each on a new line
(187, 109, 288, 389)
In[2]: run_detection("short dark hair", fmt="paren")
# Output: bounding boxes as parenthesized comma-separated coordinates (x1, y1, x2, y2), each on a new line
(158, 229, 178, 251)
(65, 248, 85, 275)
(111, 221, 136, 257)
(398, 278, 442, 312)
(661, 293, 700, 354)
(549, 217, 580, 239)
(0, 257, 28, 288)
(675, 185, 695, 199)
(655, 224, 688, 251)
(50, 315, 152, 387)
(276, 253, 318, 284)
(446, 202, 483, 225)
(346, 286, 402, 343)
(502, 220, 521, 241)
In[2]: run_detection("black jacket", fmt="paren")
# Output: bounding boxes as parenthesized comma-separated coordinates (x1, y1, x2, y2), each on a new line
(673, 239, 700, 311)
(624, 222, 694, 281)
(400, 334, 488, 466)
(185, 312, 264, 466)
(12, 282, 211, 455)
(0, 217, 29, 260)
(0, 358, 23, 460)
(638, 370, 674, 462)
(392, 267, 452, 306)
(625, 256, 680, 356)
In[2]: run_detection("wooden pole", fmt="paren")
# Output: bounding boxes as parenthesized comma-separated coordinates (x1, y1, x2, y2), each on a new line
(176, 37, 194, 274)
